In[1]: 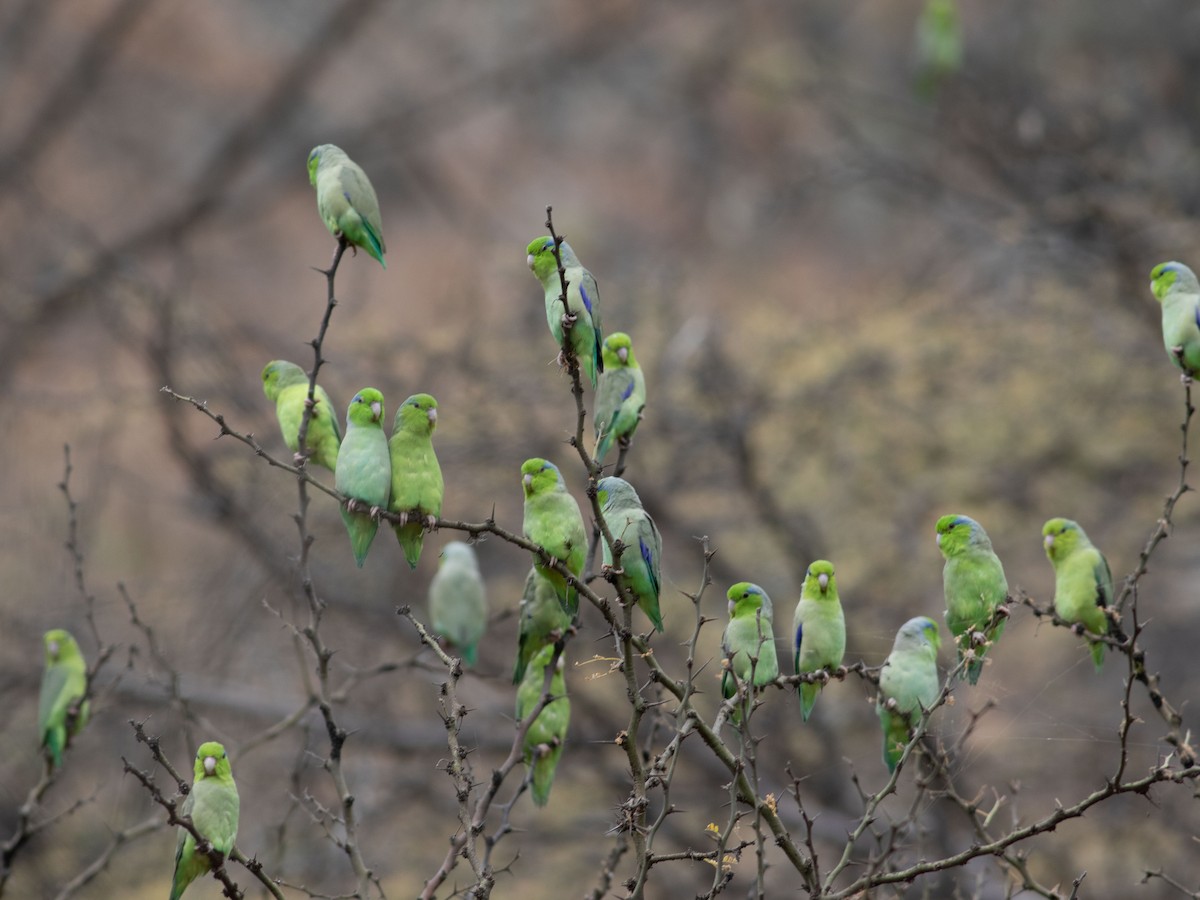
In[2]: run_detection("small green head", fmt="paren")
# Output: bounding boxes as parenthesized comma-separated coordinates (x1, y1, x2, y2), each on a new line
(261, 360, 306, 401)
(935, 514, 987, 556)
(896, 616, 941, 652)
(595, 475, 638, 510)
(521, 458, 563, 498)
(307, 144, 337, 186)
(43, 629, 81, 665)
(193, 741, 232, 780)
(601, 332, 636, 369)
(1042, 517, 1083, 563)
(1150, 261, 1199, 301)
(803, 560, 836, 595)
(346, 388, 385, 428)
(727, 582, 770, 618)
(394, 393, 438, 434)
(526, 235, 558, 282)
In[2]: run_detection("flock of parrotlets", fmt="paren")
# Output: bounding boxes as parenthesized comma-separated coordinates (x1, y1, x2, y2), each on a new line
(33, 143, 1200, 897)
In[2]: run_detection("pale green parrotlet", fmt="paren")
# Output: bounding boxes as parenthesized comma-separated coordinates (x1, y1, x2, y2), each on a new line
(936, 514, 1009, 684)
(168, 741, 240, 900)
(791, 560, 845, 721)
(593, 332, 646, 464)
(515, 645, 570, 807)
(877, 616, 941, 773)
(38, 629, 89, 769)
(261, 360, 341, 472)
(513, 566, 573, 684)
(1042, 518, 1113, 671)
(335, 388, 390, 567)
(526, 236, 604, 388)
(428, 541, 487, 667)
(307, 144, 386, 267)
(596, 476, 664, 632)
(1149, 261, 1200, 378)
(388, 393, 443, 569)
(721, 583, 779, 719)
(521, 458, 587, 616)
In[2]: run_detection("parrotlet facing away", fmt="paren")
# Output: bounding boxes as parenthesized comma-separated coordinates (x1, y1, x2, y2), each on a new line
(596, 476, 664, 632)
(516, 645, 570, 807)
(428, 541, 487, 667)
(791, 560, 845, 721)
(168, 741, 240, 900)
(388, 393, 443, 569)
(514, 566, 573, 684)
(936, 514, 1008, 684)
(521, 458, 586, 616)
(1149, 261, 1200, 378)
(593, 332, 646, 464)
(38, 629, 89, 769)
(307, 144, 386, 267)
(261, 360, 341, 472)
(335, 389, 391, 567)
(1042, 518, 1113, 670)
(877, 616, 941, 773)
(526, 236, 604, 388)
(721, 583, 779, 720)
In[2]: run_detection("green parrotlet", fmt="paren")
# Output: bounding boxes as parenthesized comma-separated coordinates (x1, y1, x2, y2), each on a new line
(526, 236, 604, 388)
(791, 560, 845, 721)
(168, 741, 240, 900)
(307, 144, 386, 267)
(513, 566, 573, 684)
(721, 582, 779, 720)
(1042, 518, 1113, 670)
(335, 388, 390, 567)
(261, 360, 341, 472)
(38, 629, 89, 769)
(593, 332, 646, 464)
(877, 616, 941, 773)
(1149, 261, 1200, 379)
(428, 541, 487, 667)
(388, 393, 443, 569)
(521, 458, 586, 616)
(516, 645, 570, 807)
(596, 476, 664, 632)
(936, 514, 1008, 684)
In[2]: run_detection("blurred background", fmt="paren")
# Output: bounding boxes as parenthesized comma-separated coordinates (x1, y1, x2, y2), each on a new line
(2, 0, 1199, 896)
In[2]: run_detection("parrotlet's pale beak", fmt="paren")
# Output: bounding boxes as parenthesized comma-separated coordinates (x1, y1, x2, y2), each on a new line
(203, 755, 217, 776)
(818, 573, 829, 591)
(370, 400, 382, 421)
(1043, 534, 1055, 549)
(48, 640, 60, 659)
(936, 532, 943, 547)
(617, 347, 628, 364)
(727, 599, 735, 615)
(526, 253, 535, 268)
(427, 407, 437, 424)
(523, 473, 533, 489)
